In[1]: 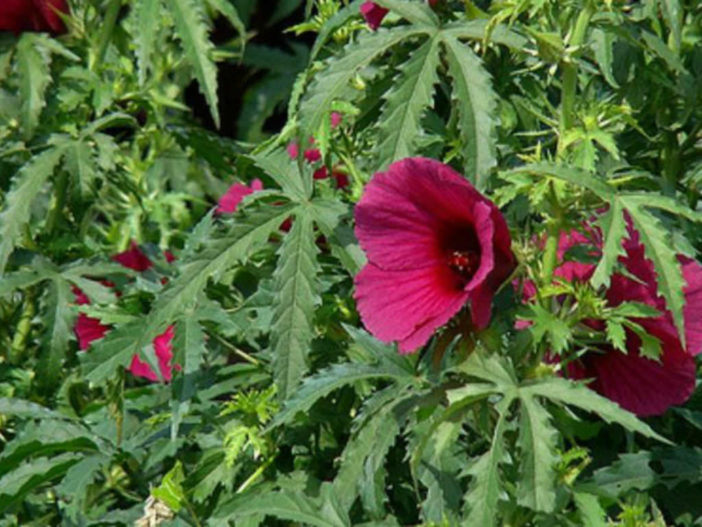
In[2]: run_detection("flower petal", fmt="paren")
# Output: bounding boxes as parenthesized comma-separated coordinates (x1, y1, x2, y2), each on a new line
(683, 258, 702, 356)
(74, 313, 109, 350)
(128, 325, 175, 382)
(113, 242, 153, 272)
(585, 338, 696, 417)
(360, 1, 388, 30)
(355, 158, 494, 271)
(354, 263, 468, 353)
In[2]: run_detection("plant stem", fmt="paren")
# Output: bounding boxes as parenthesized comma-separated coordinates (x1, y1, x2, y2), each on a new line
(94, 0, 122, 70)
(10, 289, 36, 365)
(558, 1, 594, 153)
(541, 186, 563, 292)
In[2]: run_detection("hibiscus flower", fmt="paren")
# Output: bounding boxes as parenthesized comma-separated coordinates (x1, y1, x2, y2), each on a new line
(532, 220, 702, 416)
(0, 0, 69, 34)
(73, 243, 177, 382)
(360, 2, 389, 31)
(354, 157, 515, 353)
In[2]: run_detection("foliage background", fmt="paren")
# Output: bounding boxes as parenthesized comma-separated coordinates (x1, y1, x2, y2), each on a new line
(0, 0, 701, 526)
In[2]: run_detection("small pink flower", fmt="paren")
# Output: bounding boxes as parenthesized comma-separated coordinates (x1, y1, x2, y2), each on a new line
(287, 140, 321, 163)
(73, 245, 179, 382)
(529, 219, 702, 416)
(360, 1, 389, 31)
(0, 0, 69, 34)
(217, 179, 264, 214)
(331, 112, 342, 128)
(304, 148, 322, 163)
(313, 166, 349, 190)
(354, 158, 515, 353)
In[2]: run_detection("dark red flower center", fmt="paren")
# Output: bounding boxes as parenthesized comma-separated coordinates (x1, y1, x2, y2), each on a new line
(447, 250, 480, 281)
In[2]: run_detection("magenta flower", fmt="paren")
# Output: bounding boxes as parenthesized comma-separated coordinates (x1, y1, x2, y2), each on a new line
(354, 158, 515, 353)
(287, 139, 321, 164)
(217, 179, 264, 214)
(360, 2, 389, 31)
(127, 325, 177, 382)
(313, 166, 349, 190)
(73, 244, 178, 382)
(535, 222, 702, 416)
(331, 112, 342, 128)
(0, 0, 69, 34)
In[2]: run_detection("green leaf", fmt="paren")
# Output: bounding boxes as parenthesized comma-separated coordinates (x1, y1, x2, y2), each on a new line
(214, 490, 349, 527)
(516, 395, 558, 512)
(588, 452, 655, 498)
(372, 0, 439, 27)
(167, 0, 220, 127)
(463, 408, 509, 527)
(309, 0, 363, 61)
(659, 0, 682, 53)
(82, 204, 295, 383)
(63, 139, 98, 200)
(170, 317, 206, 440)
(0, 454, 81, 514)
(591, 28, 619, 88)
(654, 446, 702, 488)
(299, 25, 430, 155)
(55, 454, 108, 499)
(442, 34, 498, 190)
(0, 398, 72, 421)
(621, 192, 701, 223)
(247, 147, 308, 199)
(132, 0, 162, 85)
(417, 420, 463, 523)
(522, 304, 572, 354)
(0, 146, 64, 275)
(271, 209, 320, 400)
(310, 199, 366, 274)
(206, 0, 246, 47)
(503, 162, 615, 200)
(605, 319, 626, 352)
(454, 349, 518, 391)
(591, 200, 627, 289)
(268, 361, 413, 431)
(623, 199, 686, 347)
(152, 461, 186, 512)
(442, 20, 529, 49)
(524, 377, 669, 443)
(333, 387, 412, 512)
(0, 267, 51, 296)
(573, 492, 607, 527)
(376, 35, 440, 170)
(16, 33, 52, 139)
(36, 276, 75, 390)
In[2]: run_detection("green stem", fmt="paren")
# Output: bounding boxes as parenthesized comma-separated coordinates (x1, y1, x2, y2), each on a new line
(93, 0, 122, 70)
(557, 1, 594, 153)
(541, 219, 560, 288)
(10, 289, 36, 365)
(45, 170, 68, 236)
(236, 456, 274, 494)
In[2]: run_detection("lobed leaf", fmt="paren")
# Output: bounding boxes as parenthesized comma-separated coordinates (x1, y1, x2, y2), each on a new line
(167, 0, 220, 127)
(299, 25, 430, 155)
(516, 395, 558, 512)
(375, 35, 440, 170)
(16, 33, 52, 139)
(442, 34, 498, 189)
(0, 146, 64, 275)
(82, 204, 296, 383)
(271, 209, 321, 400)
